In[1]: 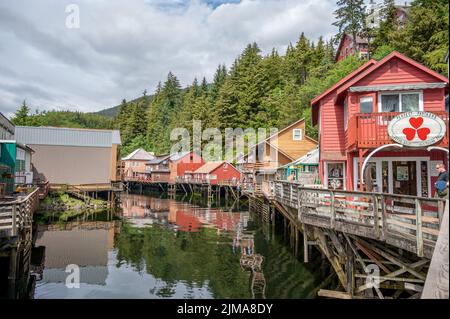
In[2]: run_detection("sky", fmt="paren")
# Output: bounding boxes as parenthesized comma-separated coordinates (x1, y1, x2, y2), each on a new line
(0, 0, 341, 117)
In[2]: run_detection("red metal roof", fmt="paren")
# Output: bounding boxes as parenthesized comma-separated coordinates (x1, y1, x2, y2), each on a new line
(311, 59, 377, 108)
(335, 51, 449, 100)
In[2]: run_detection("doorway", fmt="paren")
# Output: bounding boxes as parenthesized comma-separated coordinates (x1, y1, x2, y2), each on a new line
(392, 161, 417, 196)
(354, 157, 429, 197)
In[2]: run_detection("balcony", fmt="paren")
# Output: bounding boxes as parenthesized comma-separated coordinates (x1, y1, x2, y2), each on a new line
(347, 111, 449, 150)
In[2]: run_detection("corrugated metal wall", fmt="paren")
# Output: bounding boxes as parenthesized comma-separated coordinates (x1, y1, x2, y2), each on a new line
(15, 126, 121, 147)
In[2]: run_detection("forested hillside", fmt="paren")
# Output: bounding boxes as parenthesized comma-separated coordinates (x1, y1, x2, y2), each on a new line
(11, 101, 114, 129)
(9, 0, 448, 157)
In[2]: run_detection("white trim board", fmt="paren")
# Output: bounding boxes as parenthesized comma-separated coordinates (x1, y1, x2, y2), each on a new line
(353, 156, 431, 197)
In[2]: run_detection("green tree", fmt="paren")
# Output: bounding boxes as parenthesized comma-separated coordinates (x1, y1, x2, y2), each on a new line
(333, 0, 367, 48)
(12, 100, 30, 125)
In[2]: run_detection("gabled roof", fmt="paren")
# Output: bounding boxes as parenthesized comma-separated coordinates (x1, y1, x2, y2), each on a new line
(279, 147, 319, 169)
(193, 161, 226, 174)
(170, 151, 191, 162)
(146, 154, 170, 165)
(0, 112, 15, 135)
(236, 118, 317, 162)
(335, 51, 450, 100)
(122, 148, 155, 161)
(311, 59, 377, 108)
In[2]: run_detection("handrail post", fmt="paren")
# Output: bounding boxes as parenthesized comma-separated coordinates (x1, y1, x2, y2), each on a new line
(415, 198, 423, 257)
(380, 194, 387, 241)
(373, 194, 380, 239)
(297, 187, 302, 222)
(12, 204, 17, 237)
(330, 190, 335, 229)
(290, 183, 293, 205)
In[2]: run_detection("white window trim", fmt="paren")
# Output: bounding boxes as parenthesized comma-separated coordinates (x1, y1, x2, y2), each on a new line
(377, 91, 424, 112)
(324, 161, 346, 190)
(359, 96, 374, 113)
(352, 156, 430, 197)
(292, 129, 302, 141)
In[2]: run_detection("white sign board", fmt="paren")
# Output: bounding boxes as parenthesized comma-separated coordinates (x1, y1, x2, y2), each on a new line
(388, 111, 446, 147)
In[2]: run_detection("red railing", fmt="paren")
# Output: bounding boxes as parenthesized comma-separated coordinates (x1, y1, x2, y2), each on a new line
(347, 111, 449, 149)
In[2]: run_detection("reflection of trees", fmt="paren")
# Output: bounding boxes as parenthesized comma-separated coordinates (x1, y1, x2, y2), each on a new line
(115, 222, 251, 298)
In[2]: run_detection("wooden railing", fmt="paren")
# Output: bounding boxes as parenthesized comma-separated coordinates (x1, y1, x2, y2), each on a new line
(36, 180, 49, 199)
(0, 187, 40, 238)
(273, 181, 447, 258)
(347, 111, 449, 149)
(176, 177, 240, 186)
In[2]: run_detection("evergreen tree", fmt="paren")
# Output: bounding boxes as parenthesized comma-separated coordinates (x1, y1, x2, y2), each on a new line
(372, 0, 398, 53)
(146, 73, 182, 154)
(12, 100, 30, 125)
(333, 0, 366, 48)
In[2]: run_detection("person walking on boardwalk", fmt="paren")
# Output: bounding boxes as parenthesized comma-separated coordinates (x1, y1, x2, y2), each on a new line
(434, 163, 449, 199)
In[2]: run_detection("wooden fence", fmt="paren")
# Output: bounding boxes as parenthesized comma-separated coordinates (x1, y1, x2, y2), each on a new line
(0, 187, 40, 238)
(273, 181, 446, 258)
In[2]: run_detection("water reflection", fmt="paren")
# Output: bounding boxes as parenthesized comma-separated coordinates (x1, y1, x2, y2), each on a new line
(30, 192, 327, 299)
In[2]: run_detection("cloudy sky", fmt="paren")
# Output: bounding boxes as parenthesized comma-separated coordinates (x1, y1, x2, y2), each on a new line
(0, 0, 340, 117)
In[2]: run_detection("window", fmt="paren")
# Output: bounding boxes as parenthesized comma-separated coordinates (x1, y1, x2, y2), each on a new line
(381, 94, 399, 112)
(293, 129, 302, 141)
(360, 96, 373, 113)
(402, 93, 420, 112)
(325, 162, 345, 190)
(343, 99, 348, 130)
(379, 92, 422, 112)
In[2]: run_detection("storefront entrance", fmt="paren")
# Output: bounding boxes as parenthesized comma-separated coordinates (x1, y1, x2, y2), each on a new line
(354, 157, 430, 197)
(392, 161, 417, 196)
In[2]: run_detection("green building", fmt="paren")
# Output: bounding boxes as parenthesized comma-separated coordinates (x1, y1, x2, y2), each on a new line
(1, 113, 16, 196)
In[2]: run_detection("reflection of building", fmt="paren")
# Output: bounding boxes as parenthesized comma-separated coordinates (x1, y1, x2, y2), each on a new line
(166, 200, 248, 233)
(34, 222, 117, 285)
(121, 194, 170, 226)
(169, 209, 202, 232)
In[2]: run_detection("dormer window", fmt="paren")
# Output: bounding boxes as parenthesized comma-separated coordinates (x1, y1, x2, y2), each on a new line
(293, 129, 302, 141)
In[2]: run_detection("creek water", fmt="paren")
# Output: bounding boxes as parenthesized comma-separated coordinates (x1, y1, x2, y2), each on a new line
(32, 192, 330, 299)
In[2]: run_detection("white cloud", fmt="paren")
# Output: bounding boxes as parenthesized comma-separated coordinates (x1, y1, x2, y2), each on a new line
(0, 0, 337, 117)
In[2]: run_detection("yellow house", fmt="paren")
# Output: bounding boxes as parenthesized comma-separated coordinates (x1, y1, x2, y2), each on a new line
(237, 118, 318, 183)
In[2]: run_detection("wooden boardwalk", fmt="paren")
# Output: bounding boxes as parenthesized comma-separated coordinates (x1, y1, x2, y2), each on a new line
(244, 180, 448, 299)
(0, 188, 40, 238)
(272, 181, 445, 259)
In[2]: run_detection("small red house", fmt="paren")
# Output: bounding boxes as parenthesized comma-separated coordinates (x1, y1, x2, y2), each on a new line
(169, 151, 204, 183)
(312, 51, 449, 197)
(192, 161, 241, 185)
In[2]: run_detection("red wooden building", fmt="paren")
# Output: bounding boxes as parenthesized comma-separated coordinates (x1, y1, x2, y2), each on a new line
(312, 51, 449, 197)
(191, 161, 241, 185)
(335, 34, 369, 63)
(169, 151, 204, 183)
